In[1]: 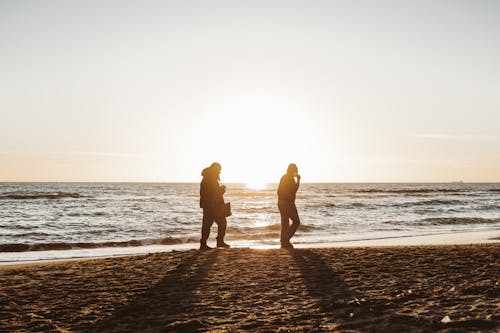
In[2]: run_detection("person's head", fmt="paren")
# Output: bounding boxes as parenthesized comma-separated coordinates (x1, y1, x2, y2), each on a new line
(286, 163, 298, 176)
(201, 162, 222, 177)
(210, 162, 222, 175)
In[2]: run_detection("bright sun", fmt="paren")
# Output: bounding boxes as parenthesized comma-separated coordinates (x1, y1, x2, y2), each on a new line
(203, 97, 313, 185)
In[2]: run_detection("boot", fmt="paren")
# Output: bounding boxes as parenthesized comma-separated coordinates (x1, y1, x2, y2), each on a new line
(200, 240, 212, 250)
(216, 237, 230, 248)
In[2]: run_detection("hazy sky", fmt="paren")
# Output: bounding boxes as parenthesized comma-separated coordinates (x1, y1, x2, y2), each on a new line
(1, 0, 499, 182)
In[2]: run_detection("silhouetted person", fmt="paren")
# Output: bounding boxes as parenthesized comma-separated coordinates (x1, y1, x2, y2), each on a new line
(199, 162, 230, 250)
(278, 163, 301, 249)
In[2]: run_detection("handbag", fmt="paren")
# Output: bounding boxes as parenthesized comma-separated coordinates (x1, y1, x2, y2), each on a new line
(218, 202, 232, 218)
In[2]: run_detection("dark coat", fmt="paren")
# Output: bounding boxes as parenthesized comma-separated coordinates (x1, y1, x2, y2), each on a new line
(200, 168, 225, 210)
(277, 174, 299, 203)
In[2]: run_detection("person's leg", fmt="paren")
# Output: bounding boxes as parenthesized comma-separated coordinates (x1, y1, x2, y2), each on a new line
(215, 216, 229, 247)
(201, 208, 214, 249)
(287, 203, 301, 241)
(279, 202, 290, 244)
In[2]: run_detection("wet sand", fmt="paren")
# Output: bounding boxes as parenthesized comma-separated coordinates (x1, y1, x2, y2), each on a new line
(0, 244, 498, 332)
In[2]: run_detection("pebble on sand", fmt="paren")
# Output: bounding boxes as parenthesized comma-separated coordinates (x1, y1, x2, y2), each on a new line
(441, 315, 452, 324)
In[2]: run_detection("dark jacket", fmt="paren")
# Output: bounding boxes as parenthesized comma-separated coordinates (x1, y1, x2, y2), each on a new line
(200, 168, 225, 210)
(278, 174, 299, 203)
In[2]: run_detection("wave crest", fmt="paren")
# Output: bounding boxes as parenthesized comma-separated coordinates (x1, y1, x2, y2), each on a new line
(396, 199, 464, 207)
(387, 217, 500, 227)
(354, 189, 463, 194)
(0, 236, 199, 252)
(0, 192, 84, 200)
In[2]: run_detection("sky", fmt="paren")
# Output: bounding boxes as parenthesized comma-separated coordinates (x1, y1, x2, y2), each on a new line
(1, 0, 499, 183)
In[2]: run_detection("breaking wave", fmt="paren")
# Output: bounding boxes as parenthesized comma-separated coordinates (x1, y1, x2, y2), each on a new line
(395, 199, 464, 207)
(388, 217, 500, 227)
(0, 236, 199, 253)
(0, 192, 84, 200)
(354, 188, 465, 194)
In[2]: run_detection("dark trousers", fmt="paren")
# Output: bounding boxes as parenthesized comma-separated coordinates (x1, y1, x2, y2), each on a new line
(278, 201, 300, 243)
(201, 208, 227, 243)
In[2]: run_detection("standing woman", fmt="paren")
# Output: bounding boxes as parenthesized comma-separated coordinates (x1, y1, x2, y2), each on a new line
(277, 163, 301, 249)
(199, 162, 230, 250)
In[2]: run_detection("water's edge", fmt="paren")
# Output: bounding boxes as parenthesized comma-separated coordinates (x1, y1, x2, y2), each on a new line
(1, 230, 498, 265)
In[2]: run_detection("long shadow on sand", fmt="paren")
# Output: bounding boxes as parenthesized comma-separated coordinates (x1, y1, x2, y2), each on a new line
(83, 250, 219, 333)
(291, 249, 410, 331)
(290, 249, 358, 321)
(290, 249, 448, 332)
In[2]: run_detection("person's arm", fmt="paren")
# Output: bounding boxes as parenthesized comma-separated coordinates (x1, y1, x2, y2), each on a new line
(295, 174, 301, 192)
(277, 176, 284, 196)
(218, 184, 226, 195)
(206, 178, 220, 207)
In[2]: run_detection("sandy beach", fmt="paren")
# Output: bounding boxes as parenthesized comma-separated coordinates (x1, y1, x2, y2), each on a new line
(0, 244, 498, 332)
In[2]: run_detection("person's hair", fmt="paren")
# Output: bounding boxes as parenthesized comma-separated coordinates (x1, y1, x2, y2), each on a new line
(287, 163, 298, 174)
(201, 162, 222, 177)
(210, 162, 221, 170)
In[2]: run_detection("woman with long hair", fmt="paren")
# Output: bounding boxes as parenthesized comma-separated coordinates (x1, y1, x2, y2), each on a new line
(277, 163, 301, 249)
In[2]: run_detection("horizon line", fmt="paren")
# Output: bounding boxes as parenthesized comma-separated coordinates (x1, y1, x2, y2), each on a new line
(1, 181, 499, 184)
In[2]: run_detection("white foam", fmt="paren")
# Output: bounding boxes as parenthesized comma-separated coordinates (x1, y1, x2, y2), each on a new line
(1, 230, 498, 265)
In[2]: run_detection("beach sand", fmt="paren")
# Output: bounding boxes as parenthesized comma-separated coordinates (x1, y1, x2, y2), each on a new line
(0, 245, 498, 332)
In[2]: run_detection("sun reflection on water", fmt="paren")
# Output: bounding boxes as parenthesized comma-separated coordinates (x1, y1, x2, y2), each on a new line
(245, 182, 269, 191)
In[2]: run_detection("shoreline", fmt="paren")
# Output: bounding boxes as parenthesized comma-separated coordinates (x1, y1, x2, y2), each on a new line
(0, 229, 499, 266)
(1, 244, 498, 332)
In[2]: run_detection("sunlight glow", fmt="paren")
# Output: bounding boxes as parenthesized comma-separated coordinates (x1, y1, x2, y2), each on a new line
(202, 96, 321, 183)
(2, 1, 499, 182)
(245, 181, 269, 191)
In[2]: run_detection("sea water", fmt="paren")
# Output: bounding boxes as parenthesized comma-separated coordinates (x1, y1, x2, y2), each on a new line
(1, 183, 499, 262)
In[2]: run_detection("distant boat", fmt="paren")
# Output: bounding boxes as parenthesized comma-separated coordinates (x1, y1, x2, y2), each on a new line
(451, 180, 464, 184)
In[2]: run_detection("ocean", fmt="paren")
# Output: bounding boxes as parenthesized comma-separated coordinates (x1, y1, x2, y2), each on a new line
(1, 183, 499, 262)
